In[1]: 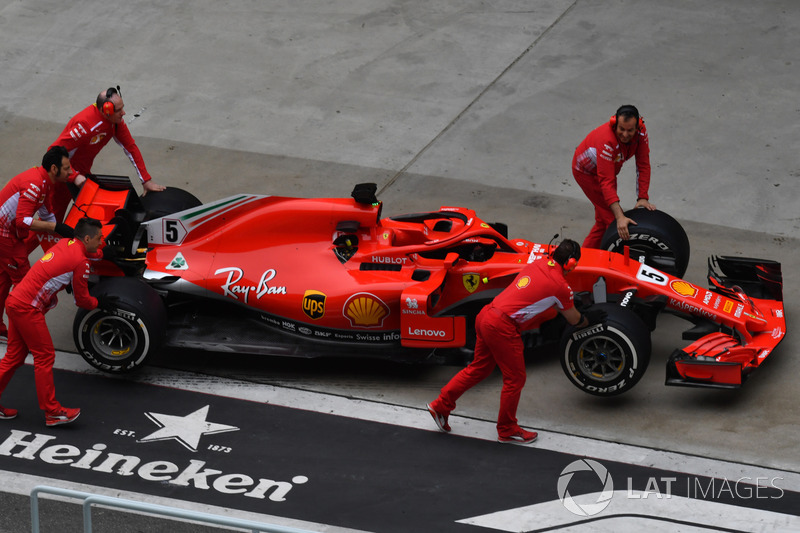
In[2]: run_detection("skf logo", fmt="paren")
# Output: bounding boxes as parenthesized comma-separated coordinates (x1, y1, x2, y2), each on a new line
(90, 133, 107, 145)
(516, 276, 531, 289)
(344, 293, 389, 328)
(463, 273, 480, 293)
(302, 290, 326, 320)
(670, 280, 697, 298)
(40, 252, 55, 263)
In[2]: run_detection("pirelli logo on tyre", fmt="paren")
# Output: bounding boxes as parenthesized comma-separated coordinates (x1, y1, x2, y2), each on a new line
(302, 290, 326, 320)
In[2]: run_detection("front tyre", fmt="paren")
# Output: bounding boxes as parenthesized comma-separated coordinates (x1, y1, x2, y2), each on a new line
(600, 209, 690, 278)
(73, 278, 166, 373)
(560, 303, 651, 396)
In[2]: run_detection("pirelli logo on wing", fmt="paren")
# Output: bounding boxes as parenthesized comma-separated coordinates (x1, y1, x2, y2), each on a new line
(302, 290, 326, 320)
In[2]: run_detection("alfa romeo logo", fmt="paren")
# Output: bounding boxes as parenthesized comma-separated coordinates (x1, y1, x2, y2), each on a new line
(557, 459, 614, 516)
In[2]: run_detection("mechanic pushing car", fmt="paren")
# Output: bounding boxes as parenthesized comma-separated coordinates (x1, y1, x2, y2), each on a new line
(0, 217, 105, 426)
(46, 86, 166, 223)
(572, 105, 656, 248)
(0, 146, 77, 341)
(426, 239, 605, 445)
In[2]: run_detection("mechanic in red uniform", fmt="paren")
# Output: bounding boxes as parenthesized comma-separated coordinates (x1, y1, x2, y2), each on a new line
(427, 239, 604, 444)
(0, 217, 103, 425)
(0, 146, 77, 340)
(48, 86, 165, 222)
(572, 105, 655, 248)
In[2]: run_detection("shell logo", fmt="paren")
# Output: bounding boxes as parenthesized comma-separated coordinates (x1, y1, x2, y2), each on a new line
(516, 276, 531, 289)
(40, 252, 55, 263)
(670, 280, 698, 298)
(344, 292, 389, 328)
(90, 133, 107, 145)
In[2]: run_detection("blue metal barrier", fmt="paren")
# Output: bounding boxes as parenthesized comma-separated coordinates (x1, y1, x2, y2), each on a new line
(30, 485, 319, 533)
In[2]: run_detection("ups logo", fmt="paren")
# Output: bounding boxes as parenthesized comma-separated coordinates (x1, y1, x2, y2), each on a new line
(302, 290, 326, 319)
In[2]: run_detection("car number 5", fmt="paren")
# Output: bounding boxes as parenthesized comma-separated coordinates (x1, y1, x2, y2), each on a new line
(164, 219, 180, 243)
(636, 263, 668, 286)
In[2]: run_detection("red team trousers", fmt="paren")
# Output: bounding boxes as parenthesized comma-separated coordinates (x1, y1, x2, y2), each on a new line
(0, 296, 60, 413)
(0, 255, 30, 332)
(572, 168, 616, 249)
(431, 305, 527, 437)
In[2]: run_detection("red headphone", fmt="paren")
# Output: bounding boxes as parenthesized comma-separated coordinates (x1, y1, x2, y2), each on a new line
(609, 105, 644, 130)
(549, 237, 580, 272)
(609, 114, 644, 130)
(100, 86, 121, 117)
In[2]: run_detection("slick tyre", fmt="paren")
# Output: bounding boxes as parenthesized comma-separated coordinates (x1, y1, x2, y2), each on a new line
(600, 209, 690, 278)
(140, 187, 202, 220)
(73, 277, 167, 373)
(560, 303, 651, 397)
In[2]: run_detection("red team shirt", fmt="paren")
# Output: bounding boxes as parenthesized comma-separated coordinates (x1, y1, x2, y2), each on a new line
(0, 167, 56, 257)
(50, 103, 152, 184)
(491, 257, 574, 328)
(573, 121, 651, 207)
(9, 237, 97, 313)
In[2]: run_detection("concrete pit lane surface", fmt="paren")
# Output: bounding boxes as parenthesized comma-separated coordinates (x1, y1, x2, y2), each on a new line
(0, 1, 799, 531)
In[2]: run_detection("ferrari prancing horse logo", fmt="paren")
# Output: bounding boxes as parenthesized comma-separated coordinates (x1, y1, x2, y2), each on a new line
(463, 273, 480, 293)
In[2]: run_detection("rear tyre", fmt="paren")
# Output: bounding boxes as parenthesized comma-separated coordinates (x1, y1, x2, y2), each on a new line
(140, 187, 202, 220)
(560, 303, 651, 396)
(600, 209, 690, 278)
(74, 277, 166, 373)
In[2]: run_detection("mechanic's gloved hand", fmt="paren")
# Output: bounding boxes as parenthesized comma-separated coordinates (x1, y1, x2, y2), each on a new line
(585, 308, 608, 325)
(55, 222, 74, 239)
(98, 295, 121, 313)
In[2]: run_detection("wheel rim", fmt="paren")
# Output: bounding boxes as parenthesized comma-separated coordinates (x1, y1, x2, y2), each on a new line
(90, 315, 138, 360)
(576, 336, 626, 382)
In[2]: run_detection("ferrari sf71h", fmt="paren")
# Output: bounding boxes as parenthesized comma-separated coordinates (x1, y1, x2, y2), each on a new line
(63, 176, 785, 396)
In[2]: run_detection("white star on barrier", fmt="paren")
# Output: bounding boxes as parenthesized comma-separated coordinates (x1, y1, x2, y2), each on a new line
(138, 405, 239, 452)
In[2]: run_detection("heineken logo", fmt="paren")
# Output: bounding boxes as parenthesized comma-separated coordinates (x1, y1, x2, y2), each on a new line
(0, 405, 310, 502)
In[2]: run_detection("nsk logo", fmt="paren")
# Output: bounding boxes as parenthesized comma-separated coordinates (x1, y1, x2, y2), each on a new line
(0, 430, 308, 502)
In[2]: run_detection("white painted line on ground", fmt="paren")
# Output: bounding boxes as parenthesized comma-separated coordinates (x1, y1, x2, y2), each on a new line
(457, 490, 800, 533)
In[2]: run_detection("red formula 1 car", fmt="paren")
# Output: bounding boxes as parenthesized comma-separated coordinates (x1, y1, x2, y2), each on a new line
(65, 176, 786, 396)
